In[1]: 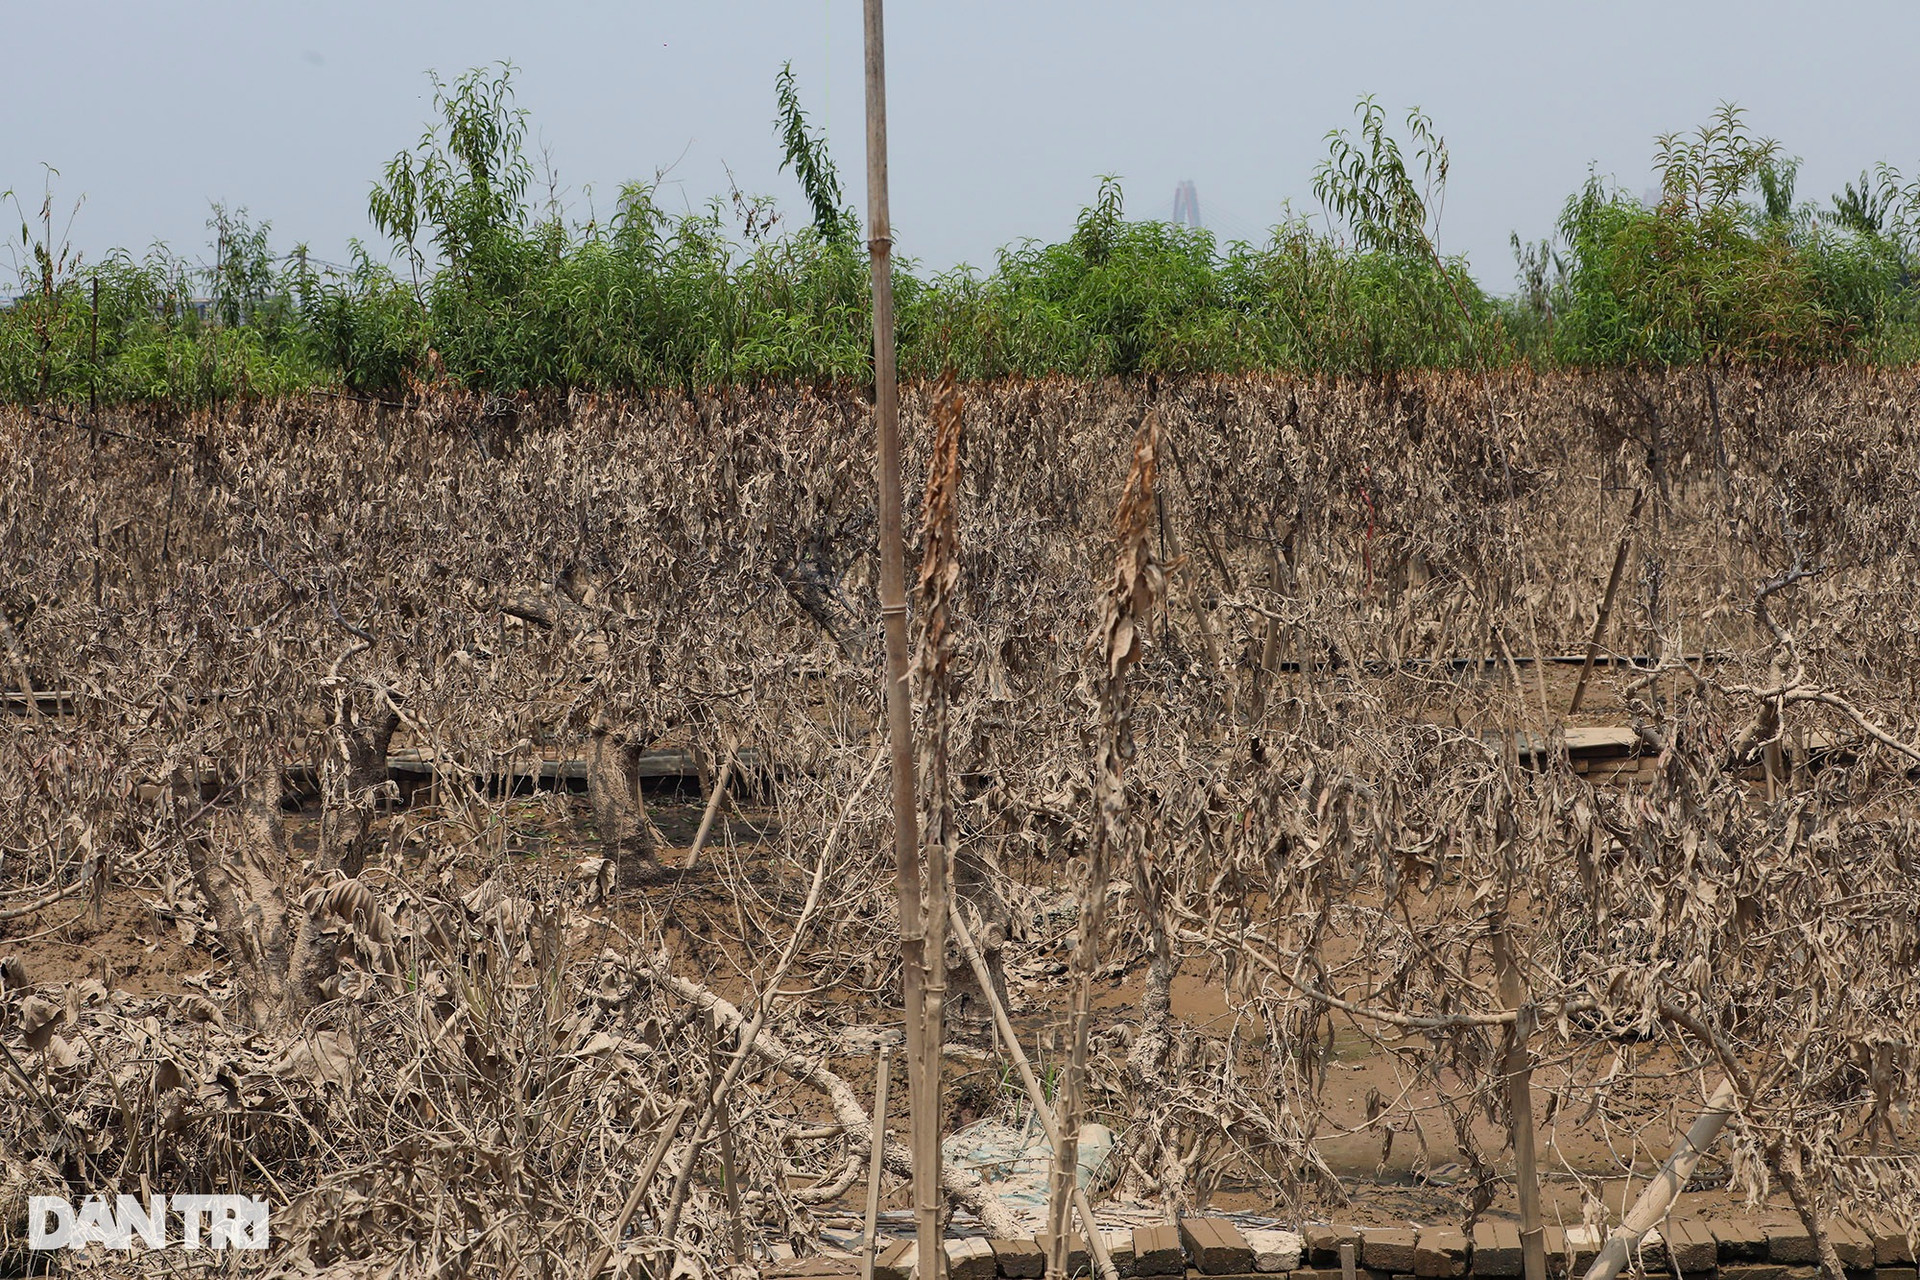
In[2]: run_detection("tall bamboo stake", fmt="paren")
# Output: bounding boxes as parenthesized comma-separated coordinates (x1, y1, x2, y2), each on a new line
(1494, 917, 1547, 1280)
(861, 1050, 893, 1280)
(711, 1029, 748, 1264)
(682, 753, 734, 869)
(863, 5, 938, 1278)
(1570, 488, 1644, 715)
(1581, 1078, 1738, 1280)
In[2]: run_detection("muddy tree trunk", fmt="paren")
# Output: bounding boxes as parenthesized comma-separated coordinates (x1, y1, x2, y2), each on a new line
(183, 758, 302, 1025)
(587, 716, 662, 878)
(183, 730, 393, 1024)
(948, 840, 1012, 1031)
(328, 690, 400, 880)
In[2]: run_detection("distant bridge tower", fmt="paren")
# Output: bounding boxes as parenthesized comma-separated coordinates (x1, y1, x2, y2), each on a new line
(1172, 179, 1202, 229)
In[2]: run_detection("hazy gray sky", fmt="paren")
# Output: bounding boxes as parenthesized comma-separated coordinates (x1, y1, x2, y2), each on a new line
(6, 2, 1918, 290)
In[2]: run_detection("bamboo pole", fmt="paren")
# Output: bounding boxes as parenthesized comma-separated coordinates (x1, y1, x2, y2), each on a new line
(587, 1099, 691, 1278)
(1494, 920, 1547, 1280)
(1581, 1078, 1738, 1280)
(711, 1030, 748, 1264)
(863, 5, 937, 1278)
(861, 1050, 894, 1280)
(950, 901, 1119, 1280)
(682, 752, 734, 869)
(1570, 488, 1644, 715)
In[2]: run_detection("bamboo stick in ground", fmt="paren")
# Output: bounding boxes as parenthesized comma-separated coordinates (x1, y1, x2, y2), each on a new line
(1495, 918, 1547, 1280)
(862, 2, 936, 1276)
(712, 1031, 748, 1264)
(949, 899, 1119, 1280)
(1571, 488, 1644, 715)
(861, 1050, 893, 1280)
(682, 752, 734, 869)
(587, 1100, 690, 1279)
(1580, 1077, 1737, 1280)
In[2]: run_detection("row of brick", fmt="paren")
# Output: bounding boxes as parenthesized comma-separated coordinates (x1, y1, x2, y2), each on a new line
(873, 1215, 1917, 1280)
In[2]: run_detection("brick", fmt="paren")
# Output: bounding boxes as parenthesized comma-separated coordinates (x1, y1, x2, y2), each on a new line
(1289, 1269, 1348, 1280)
(1559, 1226, 1602, 1274)
(1718, 1267, 1790, 1280)
(1308, 1226, 1365, 1268)
(1037, 1233, 1091, 1277)
(1363, 1230, 1420, 1275)
(1709, 1219, 1770, 1263)
(1099, 1229, 1138, 1277)
(1631, 1231, 1672, 1273)
(1415, 1228, 1468, 1278)
(1181, 1218, 1255, 1275)
(1719, 1266, 1789, 1280)
(1762, 1216, 1817, 1265)
(948, 1238, 998, 1280)
(1822, 1219, 1874, 1271)
(765, 1261, 859, 1279)
(1878, 1269, 1920, 1280)
(1135, 1226, 1184, 1277)
(1540, 1227, 1567, 1277)
(1663, 1220, 1718, 1275)
(1868, 1214, 1918, 1265)
(876, 1240, 917, 1280)
(1471, 1221, 1522, 1277)
(992, 1237, 1046, 1279)
(1244, 1230, 1303, 1273)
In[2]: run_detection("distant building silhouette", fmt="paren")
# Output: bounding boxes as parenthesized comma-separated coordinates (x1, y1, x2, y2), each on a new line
(1172, 180, 1202, 229)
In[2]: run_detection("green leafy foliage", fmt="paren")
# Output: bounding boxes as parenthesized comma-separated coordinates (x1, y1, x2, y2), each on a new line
(5, 81, 1918, 409)
(1550, 106, 1919, 365)
(774, 63, 857, 245)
